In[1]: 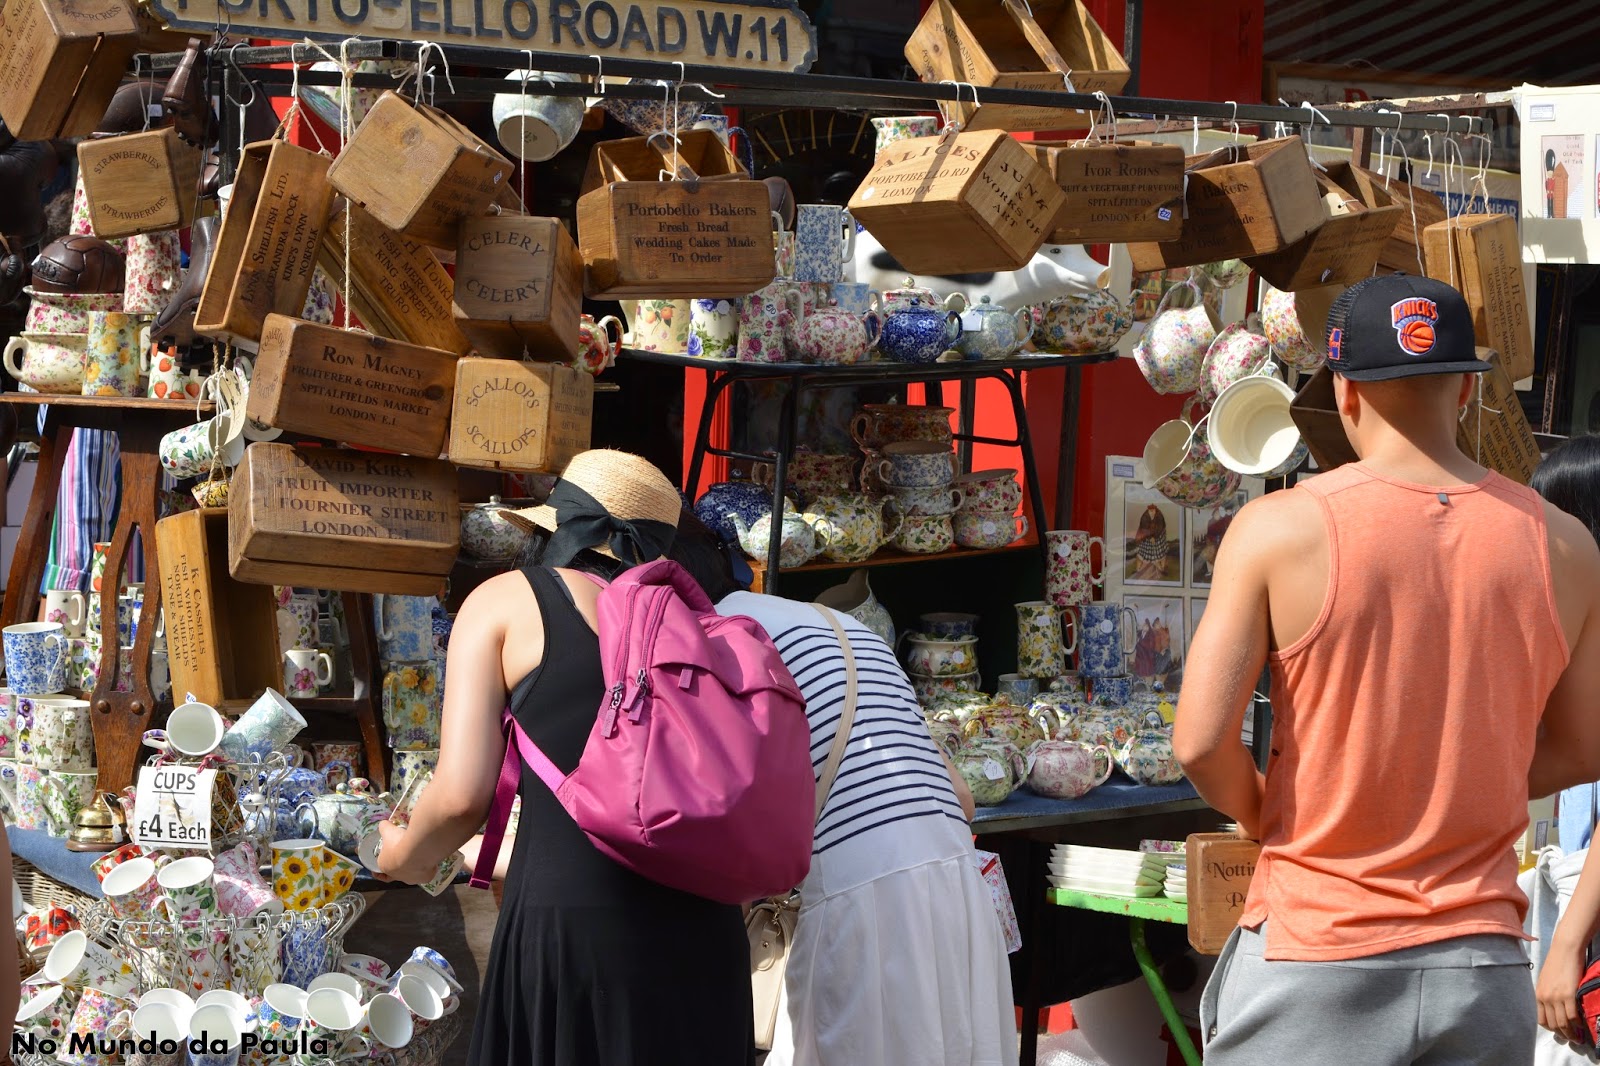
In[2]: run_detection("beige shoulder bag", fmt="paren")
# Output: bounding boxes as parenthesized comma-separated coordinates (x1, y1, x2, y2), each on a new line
(747, 605, 858, 1051)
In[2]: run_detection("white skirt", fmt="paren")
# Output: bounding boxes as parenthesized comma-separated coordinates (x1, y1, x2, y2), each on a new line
(765, 852, 1018, 1066)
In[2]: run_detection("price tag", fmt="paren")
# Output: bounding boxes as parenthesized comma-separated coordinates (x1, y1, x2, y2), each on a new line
(131, 765, 216, 850)
(982, 758, 1005, 781)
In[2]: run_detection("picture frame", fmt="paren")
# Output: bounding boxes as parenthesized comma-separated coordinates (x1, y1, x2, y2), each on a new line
(1125, 594, 1186, 693)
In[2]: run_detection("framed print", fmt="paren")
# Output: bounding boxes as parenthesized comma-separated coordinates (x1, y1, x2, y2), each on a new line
(1121, 482, 1184, 587)
(1188, 489, 1251, 588)
(1125, 594, 1186, 693)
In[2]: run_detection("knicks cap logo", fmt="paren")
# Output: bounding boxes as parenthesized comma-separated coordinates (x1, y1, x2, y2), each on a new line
(1391, 297, 1439, 356)
(1327, 327, 1344, 363)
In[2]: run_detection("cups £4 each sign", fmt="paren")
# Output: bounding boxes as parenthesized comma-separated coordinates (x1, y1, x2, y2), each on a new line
(131, 764, 217, 850)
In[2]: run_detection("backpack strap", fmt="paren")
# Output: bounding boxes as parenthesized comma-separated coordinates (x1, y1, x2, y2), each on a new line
(811, 605, 858, 822)
(470, 709, 568, 889)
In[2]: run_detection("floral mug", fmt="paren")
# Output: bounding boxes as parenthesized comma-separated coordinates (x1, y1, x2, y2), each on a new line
(626, 299, 691, 353)
(575, 314, 623, 375)
(1134, 279, 1216, 395)
(1199, 324, 1274, 404)
(688, 299, 739, 360)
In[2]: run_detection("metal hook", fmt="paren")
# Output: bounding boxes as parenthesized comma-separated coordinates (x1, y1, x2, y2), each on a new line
(589, 55, 605, 95)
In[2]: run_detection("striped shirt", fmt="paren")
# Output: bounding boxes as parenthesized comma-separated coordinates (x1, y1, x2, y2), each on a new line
(717, 592, 967, 855)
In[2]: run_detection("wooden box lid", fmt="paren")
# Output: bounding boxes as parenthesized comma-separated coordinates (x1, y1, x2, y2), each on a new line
(581, 129, 748, 194)
(1246, 162, 1403, 291)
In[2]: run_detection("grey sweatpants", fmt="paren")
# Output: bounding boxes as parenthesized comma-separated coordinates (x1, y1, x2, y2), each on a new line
(1200, 923, 1535, 1066)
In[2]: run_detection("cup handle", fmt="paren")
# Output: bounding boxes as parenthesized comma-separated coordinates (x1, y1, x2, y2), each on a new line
(839, 210, 856, 262)
(948, 488, 965, 511)
(315, 654, 333, 687)
(1015, 515, 1029, 539)
(376, 596, 394, 642)
(1087, 536, 1107, 586)
(2, 335, 26, 380)
(1122, 607, 1138, 669)
(1060, 610, 1077, 656)
(1092, 745, 1115, 786)
(849, 413, 871, 446)
(877, 459, 893, 484)
(66, 591, 86, 629)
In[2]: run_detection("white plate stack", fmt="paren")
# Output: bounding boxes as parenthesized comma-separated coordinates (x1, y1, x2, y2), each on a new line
(1048, 844, 1175, 898)
(1164, 863, 1188, 903)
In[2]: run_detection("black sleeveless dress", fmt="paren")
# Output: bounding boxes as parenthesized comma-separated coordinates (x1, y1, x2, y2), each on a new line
(468, 567, 755, 1066)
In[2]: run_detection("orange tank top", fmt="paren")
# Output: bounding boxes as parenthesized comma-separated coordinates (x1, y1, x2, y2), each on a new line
(1240, 462, 1570, 960)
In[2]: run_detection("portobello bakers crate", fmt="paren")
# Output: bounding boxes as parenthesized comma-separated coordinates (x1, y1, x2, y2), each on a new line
(78, 128, 206, 239)
(228, 444, 460, 596)
(1026, 139, 1184, 243)
(449, 358, 593, 474)
(576, 133, 773, 300)
(194, 140, 335, 347)
(848, 129, 1064, 274)
(0, 0, 139, 140)
(249, 315, 458, 457)
(454, 214, 585, 359)
(1127, 137, 1324, 272)
(328, 91, 515, 250)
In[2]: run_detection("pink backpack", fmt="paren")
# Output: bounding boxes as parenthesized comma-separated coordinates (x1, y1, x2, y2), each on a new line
(472, 560, 816, 904)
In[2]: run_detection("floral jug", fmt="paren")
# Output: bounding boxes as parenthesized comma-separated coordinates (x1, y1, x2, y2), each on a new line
(737, 282, 790, 363)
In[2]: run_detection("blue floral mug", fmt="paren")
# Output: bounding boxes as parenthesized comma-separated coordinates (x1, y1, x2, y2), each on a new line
(1071, 603, 1137, 679)
(3, 623, 66, 696)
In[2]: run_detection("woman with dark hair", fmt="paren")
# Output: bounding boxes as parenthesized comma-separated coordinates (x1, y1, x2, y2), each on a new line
(374, 450, 752, 1066)
(670, 512, 1017, 1066)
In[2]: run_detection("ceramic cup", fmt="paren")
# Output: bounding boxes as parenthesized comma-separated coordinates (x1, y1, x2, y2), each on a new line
(185, 1003, 244, 1066)
(1207, 370, 1308, 479)
(279, 920, 332, 989)
(2, 332, 87, 394)
(888, 484, 965, 516)
(392, 748, 441, 802)
(5, 622, 66, 695)
(270, 839, 327, 912)
(877, 441, 954, 488)
(81, 311, 141, 397)
(0, 687, 15, 757)
(25, 697, 94, 770)
(626, 299, 692, 353)
(213, 841, 282, 919)
(1070, 603, 1138, 679)
(44, 589, 87, 639)
(492, 69, 584, 162)
(949, 469, 1020, 512)
(157, 856, 221, 952)
(23, 904, 79, 956)
(101, 855, 163, 923)
(60, 985, 136, 1066)
(301, 987, 366, 1060)
(872, 115, 940, 154)
(1199, 323, 1275, 404)
(339, 955, 392, 997)
(157, 415, 244, 480)
(793, 204, 855, 284)
(43, 930, 138, 997)
(124, 1000, 191, 1066)
(91, 841, 150, 883)
(166, 701, 225, 758)
(16, 983, 76, 1046)
(255, 983, 306, 1041)
(283, 649, 333, 698)
(307, 971, 363, 1000)
(688, 298, 739, 360)
(382, 663, 441, 751)
(1260, 282, 1340, 372)
(1016, 601, 1077, 680)
(953, 509, 1027, 549)
(1045, 530, 1107, 609)
(851, 404, 954, 448)
(219, 688, 307, 763)
(392, 972, 444, 1029)
(1142, 398, 1240, 509)
(356, 990, 414, 1050)
(829, 282, 880, 316)
(13, 763, 53, 830)
(918, 612, 978, 640)
(40, 769, 97, 833)
(891, 513, 954, 555)
(374, 595, 435, 662)
(1133, 279, 1217, 395)
(319, 848, 361, 906)
(995, 673, 1042, 705)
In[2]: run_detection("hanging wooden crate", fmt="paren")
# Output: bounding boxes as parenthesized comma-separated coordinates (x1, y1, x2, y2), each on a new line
(454, 214, 585, 360)
(194, 140, 336, 347)
(1455, 349, 1540, 484)
(249, 314, 458, 457)
(1245, 163, 1402, 291)
(905, 0, 1126, 132)
(1343, 169, 1448, 275)
(448, 358, 593, 474)
(0, 0, 138, 140)
(77, 128, 205, 240)
(1026, 139, 1184, 242)
(1422, 213, 1533, 381)
(228, 443, 459, 596)
(317, 200, 470, 356)
(581, 129, 746, 194)
(155, 508, 282, 709)
(847, 129, 1064, 274)
(327, 91, 515, 250)
(1127, 137, 1325, 272)
(1185, 832, 1261, 955)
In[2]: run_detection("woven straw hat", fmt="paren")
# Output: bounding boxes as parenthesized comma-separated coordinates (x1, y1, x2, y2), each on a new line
(506, 449, 682, 556)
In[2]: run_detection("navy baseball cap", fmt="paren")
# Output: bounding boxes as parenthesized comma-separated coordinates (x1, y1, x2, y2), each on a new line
(1324, 273, 1491, 381)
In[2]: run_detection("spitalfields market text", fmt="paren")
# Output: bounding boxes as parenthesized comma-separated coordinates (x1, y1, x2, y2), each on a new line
(14, 1032, 332, 1058)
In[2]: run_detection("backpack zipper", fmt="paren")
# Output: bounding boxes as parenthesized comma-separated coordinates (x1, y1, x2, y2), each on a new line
(624, 593, 670, 724)
(601, 584, 642, 737)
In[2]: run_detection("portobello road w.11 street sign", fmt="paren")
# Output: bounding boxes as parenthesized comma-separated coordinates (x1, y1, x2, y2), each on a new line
(149, 0, 817, 73)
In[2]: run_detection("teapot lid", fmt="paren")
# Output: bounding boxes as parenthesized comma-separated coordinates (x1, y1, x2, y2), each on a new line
(472, 495, 507, 511)
(886, 276, 936, 301)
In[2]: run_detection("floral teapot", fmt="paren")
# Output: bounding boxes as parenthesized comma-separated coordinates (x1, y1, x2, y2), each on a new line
(1113, 712, 1184, 785)
(953, 739, 1028, 807)
(728, 507, 820, 569)
(297, 780, 392, 858)
(806, 494, 901, 563)
(879, 278, 965, 364)
(780, 295, 883, 365)
(1026, 738, 1114, 799)
(1033, 287, 1134, 355)
(961, 698, 1049, 749)
(955, 296, 1034, 361)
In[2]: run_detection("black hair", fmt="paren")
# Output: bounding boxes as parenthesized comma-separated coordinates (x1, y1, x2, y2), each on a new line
(1532, 435, 1600, 545)
(514, 527, 625, 581)
(667, 509, 745, 603)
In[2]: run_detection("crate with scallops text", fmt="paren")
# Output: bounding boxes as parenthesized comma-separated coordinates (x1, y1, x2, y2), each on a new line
(449, 359, 592, 474)
(453, 215, 584, 359)
(228, 444, 459, 596)
(317, 200, 469, 355)
(1026, 139, 1183, 243)
(0, 0, 139, 140)
(249, 315, 457, 456)
(848, 130, 1065, 274)
(1186, 833, 1261, 955)
(1127, 137, 1325, 272)
(194, 140, 335, 346)
(327, 91, 514, 250)
(155, 508, 282, 708)
(78, 128, 205, 239)
(1422, 213, 1534, 381)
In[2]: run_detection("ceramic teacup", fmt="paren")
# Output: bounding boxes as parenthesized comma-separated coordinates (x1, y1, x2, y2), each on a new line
(877, 441, 954, 488)
(44, 589, 87, 639)
(185, 1003, 244, 1066)
(157, 856, 220, 952)
(888, 484, 964, 516)
(1260, 283, 1340, 372)
(995, 673, 1042, 705)
(101, 856, 162, 922)
(492, 69, 584, 162)
(356, 990, 415, 1050)
(1199, 324, 1275, 404)
(953, 509, 1028, 549)
(61, 985, 136, 1065)
(40, 768, 97, 831)
(219, 688, 307, 762)
(16, 983, 76, 1045)
(283, 648, 333, 698)
(166, 701, 225, 758)
(270, 839, 328, 912)
(872, 115, 940, 154)
(5, 622, 66, 695)
(254, 983, 307, 1040)
(24, 697, 94, 770)
(392, 748, 441, 802)
(851, 404, 954, 448)
(43, 930, 138, 998)
(124, 1000, 192, 1066)
(891, 513, 954, 555)
(3, 332, 86, 394)
(1207, 370, 1308, 478)
(1133, 279, 1217, 395)
(1142, 399, 1241, 509)
(626, 299, 692, 353)
(157, 415, 244, 480)
(23, 904, 79, 956)
(300, 987, 366, 1059)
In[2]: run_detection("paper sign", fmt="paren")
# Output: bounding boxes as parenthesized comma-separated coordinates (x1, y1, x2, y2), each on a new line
(131, 765, 216, 850)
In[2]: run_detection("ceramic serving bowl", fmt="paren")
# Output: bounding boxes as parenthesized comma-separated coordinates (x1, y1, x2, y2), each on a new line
(903, 634, 979, 677)
(908, 671, 981, 703)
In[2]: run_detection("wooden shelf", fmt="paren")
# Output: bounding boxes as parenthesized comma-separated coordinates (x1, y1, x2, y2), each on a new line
(745, 536, 1039, 592)
(1, 393, 215, 413)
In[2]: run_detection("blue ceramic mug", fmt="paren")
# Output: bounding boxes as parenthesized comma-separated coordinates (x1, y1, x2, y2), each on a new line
(3, 623, 66, 696)
(793, 205, 855, 284)
(830, 282, 881, 317)
(1072, 603, 1136, 679)
(1092, 675, 1135, 706)
(374, 595, 436, 663)
(919, 612, 978, 640)
(280, 920, 333, 989)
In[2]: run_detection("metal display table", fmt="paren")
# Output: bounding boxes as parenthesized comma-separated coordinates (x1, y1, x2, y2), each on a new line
(620, 350, 1115, 594)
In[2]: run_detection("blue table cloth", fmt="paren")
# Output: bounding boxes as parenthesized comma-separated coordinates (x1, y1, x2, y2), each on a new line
(972, 777, 1203, 833)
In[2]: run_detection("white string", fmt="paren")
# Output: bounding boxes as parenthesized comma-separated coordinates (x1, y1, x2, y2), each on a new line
(937, 80, 977, 135)
(520, 50, 533, 205)
(1466, 133, 1493, 210)
(412, 41, 456, 102)
(1192, 115, 1200, 154)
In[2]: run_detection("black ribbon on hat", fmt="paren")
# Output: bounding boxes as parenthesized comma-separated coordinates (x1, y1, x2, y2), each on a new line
(541, 478, 676, 570)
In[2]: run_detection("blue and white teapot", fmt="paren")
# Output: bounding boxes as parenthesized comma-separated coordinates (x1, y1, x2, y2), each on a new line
(878, 278, 965, 364)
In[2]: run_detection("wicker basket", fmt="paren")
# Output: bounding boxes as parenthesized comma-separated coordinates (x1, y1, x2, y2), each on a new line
(12, 856, 95, 913)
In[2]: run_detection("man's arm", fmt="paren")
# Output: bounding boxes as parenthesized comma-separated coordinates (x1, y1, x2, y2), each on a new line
(1529, 507, 1600, 798)
(1172, 500, 1281, 838)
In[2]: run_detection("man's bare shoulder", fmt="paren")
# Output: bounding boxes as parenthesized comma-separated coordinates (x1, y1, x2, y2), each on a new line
(1217, 486, 1325, 568)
